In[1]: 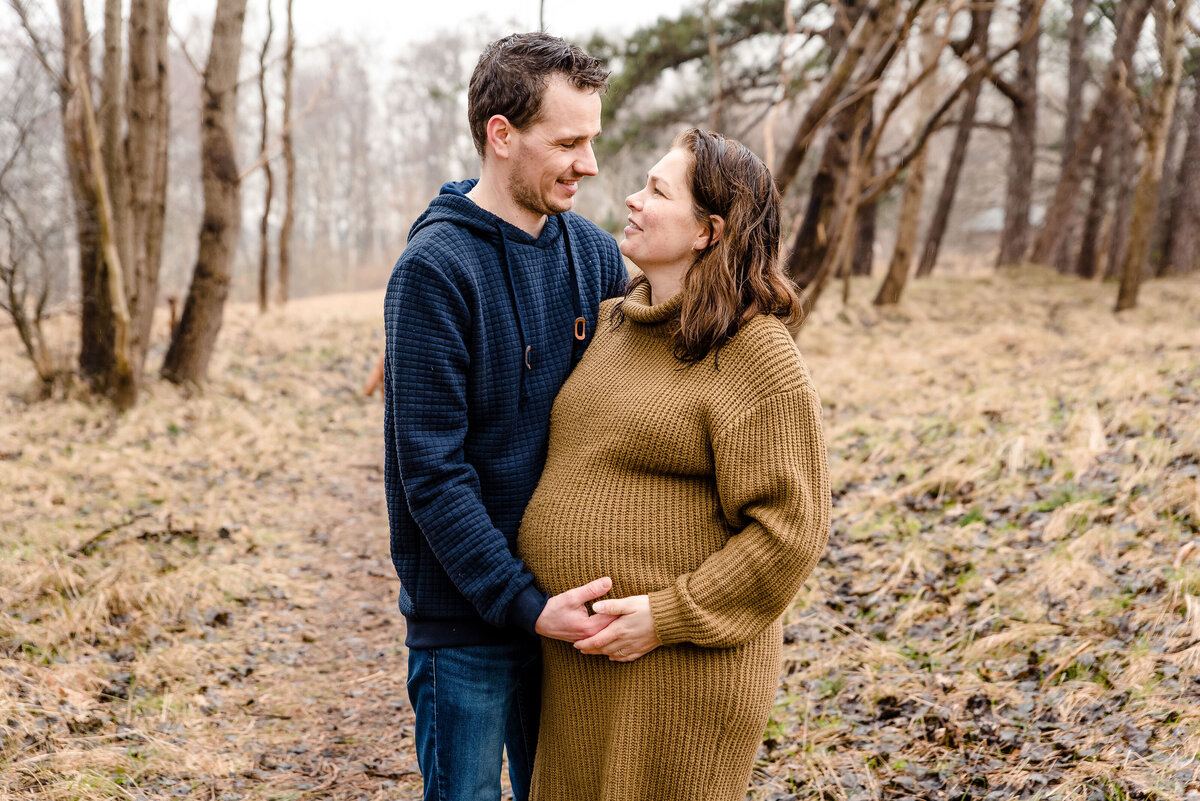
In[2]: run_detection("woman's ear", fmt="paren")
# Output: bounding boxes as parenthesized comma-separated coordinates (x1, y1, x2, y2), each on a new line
(695, 214, 725, 250)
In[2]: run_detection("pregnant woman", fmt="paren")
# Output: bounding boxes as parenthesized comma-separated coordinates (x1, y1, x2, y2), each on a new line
(517, 128, 832, 801)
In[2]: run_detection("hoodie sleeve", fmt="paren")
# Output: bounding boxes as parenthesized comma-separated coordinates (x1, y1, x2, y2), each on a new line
(384, 253, 548, 633)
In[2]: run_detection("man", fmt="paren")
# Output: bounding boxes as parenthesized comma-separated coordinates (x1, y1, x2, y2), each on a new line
(383, 33, 628, 801)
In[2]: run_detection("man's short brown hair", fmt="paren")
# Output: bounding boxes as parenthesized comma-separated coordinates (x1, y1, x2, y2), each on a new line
(467, 32, 609, 157)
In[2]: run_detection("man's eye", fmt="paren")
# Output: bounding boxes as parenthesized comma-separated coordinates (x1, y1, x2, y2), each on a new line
(561, 142, 576, 149)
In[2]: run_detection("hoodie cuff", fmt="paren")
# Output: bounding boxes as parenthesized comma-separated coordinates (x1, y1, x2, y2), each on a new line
(507, 583, 549, 635)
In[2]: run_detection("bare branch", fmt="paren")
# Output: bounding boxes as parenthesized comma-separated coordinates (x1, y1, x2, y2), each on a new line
(6, 0, 69, 93)
(238, 65, 337, 182)
(169, 20, 205, 78)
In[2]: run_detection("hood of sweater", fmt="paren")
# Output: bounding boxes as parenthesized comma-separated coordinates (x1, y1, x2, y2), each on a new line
(408, 178, 566, 249)
(408, 178, 587, 375)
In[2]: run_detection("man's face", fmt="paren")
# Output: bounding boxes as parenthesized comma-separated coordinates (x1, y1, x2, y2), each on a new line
(505, 76, 602, 219)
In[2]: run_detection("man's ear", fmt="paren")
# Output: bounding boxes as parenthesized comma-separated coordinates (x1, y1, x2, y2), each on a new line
(485, 115, 513, 159)
(695, 214, 725, 250)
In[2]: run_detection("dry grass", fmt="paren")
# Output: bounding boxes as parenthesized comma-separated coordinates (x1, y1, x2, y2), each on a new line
(1, 268, 1198, 800)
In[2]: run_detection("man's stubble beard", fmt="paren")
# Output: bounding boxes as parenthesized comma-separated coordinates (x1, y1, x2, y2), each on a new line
(507, 152, 572, 219)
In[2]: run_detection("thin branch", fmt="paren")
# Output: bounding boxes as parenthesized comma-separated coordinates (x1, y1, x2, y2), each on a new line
(168, 21, 204, 78)
(238, 65, 336, 182)
(6, 0, 69, 93)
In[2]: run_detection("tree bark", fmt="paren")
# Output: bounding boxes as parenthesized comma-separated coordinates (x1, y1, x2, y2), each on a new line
(916, 3, 992, 278)
(874, 16, 940, 305)
(257, 0, 274, 313)
(126, 0, 170, 375)
(161, 0, 248, 383)
(996, 0, 1040, 267)
(65, 0, 136, 408)
(1161, 80, 1200, 275)
(56, 0, 110, 388)
(277, 0, 295, 306)
(773, 0, 884, 197)
(1115, 0, 1191, 311)
(1105, 92, 1137, 280)
(1028, 0, 1154, 265)
(704, 0, 724, 131)
(1052, 0, 1090, 273)
(1075, 136, 1114, 279)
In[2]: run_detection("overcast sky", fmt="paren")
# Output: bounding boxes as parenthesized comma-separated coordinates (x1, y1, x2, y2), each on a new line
(290, 0, 694, 48)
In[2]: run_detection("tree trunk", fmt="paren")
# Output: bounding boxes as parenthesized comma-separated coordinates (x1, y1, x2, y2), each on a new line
(704, 0, 723, 131)
(277, 0, 295, 306)
(1052, 0, 1089, 273)
(773, 0, 884, 196)
(65, 0, 136, 408)
(1115, 0, 1190, 311)
(126, 0, 170, 375)
(851, 113, 876, 277)
(161, 0, 248, 383)
(996, 0, 1040, 267)
(874, 16, 939, 305)
(1028, 0, 1154, 265)
(257, 0, 274, 313)
(1105, 93, 1137, 280)
(59, 0, 110, 388)
(1148, 85, 1186, 273)
(916, 3, 992, 278)
(1076, 139, 1114, 279)
(1162, 80, 1200, 275)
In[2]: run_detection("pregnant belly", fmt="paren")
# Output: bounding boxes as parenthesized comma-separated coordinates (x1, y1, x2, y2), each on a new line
(516, 475, 728, 600)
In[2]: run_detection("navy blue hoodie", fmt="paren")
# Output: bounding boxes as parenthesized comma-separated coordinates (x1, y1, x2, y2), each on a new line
(383, 179, 628, 648)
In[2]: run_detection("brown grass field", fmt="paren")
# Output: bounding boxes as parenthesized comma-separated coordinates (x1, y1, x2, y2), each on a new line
(1, 268, 1198, 801)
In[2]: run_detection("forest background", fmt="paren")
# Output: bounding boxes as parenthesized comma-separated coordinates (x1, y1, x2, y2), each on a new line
(1, 0, 1199, 799)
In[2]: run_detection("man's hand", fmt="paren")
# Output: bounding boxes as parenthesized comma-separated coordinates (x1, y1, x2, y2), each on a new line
(534, 577, 619, 642)
(574, 595, 661, 662)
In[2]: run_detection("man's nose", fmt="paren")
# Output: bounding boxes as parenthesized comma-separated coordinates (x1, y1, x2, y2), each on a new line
(574, 142, 598, 177)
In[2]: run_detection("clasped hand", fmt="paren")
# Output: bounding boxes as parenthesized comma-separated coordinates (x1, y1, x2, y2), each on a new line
(534, 578, 661, 662)
(574, 595, 661, 663)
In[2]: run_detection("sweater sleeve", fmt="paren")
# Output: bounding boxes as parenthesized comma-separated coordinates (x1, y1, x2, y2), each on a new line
(648, 384, 831, 648)
(384, 255, 547, 633)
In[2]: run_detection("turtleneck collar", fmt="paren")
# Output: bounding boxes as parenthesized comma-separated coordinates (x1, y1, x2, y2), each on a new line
(621, 280, 685, 327)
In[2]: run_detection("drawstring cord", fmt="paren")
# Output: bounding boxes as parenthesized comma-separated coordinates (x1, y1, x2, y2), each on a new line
(495, 216, 588, 395)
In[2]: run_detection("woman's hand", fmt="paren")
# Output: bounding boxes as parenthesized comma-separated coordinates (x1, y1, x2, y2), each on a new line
(573, 595, 662, 662)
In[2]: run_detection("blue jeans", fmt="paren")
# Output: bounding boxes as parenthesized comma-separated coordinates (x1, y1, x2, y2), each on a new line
(406, 641, 542, 801)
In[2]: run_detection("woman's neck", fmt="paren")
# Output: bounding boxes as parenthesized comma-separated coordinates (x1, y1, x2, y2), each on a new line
(641, 264, 688, 305)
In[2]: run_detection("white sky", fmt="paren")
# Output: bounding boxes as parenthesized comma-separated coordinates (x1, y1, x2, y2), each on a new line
(291, 0, 695, 48)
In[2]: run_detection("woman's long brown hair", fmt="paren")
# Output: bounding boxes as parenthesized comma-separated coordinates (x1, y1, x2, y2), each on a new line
(615, 128, 800, 365)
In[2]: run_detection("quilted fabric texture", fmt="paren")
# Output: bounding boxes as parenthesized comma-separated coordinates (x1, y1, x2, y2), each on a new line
(383, 179, 627, 648)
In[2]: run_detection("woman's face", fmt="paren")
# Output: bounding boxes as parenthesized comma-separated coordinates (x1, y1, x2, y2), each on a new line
(619, 148, 710, 274)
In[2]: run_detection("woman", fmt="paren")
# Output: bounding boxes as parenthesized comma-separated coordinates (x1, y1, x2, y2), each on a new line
(517, 128, 831, 801)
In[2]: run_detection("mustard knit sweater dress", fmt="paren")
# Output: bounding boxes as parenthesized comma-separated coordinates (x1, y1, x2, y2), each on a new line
(517, 282, 832, 801)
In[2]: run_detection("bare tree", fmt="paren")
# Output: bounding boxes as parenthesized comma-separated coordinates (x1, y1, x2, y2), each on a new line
(875, 11, 942, 305)
(1116, 0, 1192, 311)
(1161, 77, 1200, 275)
(916, 1, 993, 278)
(994, 0, 1041, 267)
(0, 51, 68, 394)
(277, 0, 295, 306)
(257, 0, 274, 313)
(1052, 0, 1090, 273)
(161, 0, 249, 383)
(1028, 0, 1155, 265)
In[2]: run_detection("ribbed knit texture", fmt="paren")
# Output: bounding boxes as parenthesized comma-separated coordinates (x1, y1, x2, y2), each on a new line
(384, 179, 628, 648)
(517, 281, 832, 801)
